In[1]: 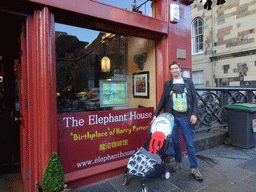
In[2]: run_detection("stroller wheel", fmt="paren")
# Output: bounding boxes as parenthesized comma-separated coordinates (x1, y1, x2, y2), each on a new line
(142, 186, 148, 192)
(164, 171, 171, 180)
(123, 175, 128, 185)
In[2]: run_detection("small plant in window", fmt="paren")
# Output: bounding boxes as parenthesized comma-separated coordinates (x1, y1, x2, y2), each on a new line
(134, 52, 148, 70)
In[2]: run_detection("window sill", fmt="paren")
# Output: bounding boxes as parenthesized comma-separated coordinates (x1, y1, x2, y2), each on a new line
(192, 51, 204, 55)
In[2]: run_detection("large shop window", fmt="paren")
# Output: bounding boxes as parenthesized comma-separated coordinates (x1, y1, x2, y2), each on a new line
(56, 23, 156, 114)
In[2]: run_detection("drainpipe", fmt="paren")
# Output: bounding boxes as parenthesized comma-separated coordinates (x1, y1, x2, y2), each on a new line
(211, 1, 216, 87)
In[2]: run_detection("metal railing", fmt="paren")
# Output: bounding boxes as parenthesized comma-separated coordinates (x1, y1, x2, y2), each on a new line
(194, 87, 256, 133)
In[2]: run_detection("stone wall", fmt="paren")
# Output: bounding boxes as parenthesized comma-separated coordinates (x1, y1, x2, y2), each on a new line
(192, 0, 256, 87)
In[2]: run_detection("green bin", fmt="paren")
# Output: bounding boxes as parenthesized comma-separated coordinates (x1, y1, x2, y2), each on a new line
(224, 104, 256, 149)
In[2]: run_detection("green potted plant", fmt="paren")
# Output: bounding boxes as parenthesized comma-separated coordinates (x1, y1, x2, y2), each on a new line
(36, 152, 68, 192)
(134, 52, 148, 70)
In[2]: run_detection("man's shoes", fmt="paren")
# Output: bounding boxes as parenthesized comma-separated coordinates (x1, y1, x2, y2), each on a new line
(172, 162, 182, 172)
(191, 168, 204, 181)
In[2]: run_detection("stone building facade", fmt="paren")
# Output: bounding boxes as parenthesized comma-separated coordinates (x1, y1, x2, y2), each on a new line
(191, 0, 256, 88)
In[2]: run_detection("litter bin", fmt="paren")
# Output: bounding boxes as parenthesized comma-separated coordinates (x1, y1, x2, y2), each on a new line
(224, 104, 256, 149)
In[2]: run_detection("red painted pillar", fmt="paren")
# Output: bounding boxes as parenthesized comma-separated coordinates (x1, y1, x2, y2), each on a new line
(20, 22, 29, 191)
(168, 1, 192, 71)
(20, 7, 57, 192)
(155, 0, 193, 158)
(155, 0, 170, 106)
(168, 1, 193, 157)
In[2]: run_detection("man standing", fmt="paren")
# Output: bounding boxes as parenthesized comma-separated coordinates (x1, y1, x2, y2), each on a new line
(152, 61, 203, 181)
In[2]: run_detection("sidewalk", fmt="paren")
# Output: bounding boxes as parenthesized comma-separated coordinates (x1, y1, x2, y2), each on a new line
(71, 129, 256, 192)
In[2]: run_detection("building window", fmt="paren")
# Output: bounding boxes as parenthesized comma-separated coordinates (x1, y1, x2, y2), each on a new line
(223, 64, 230, 74)
(192, 71, 204, 88)
(192, 17, 204, 54)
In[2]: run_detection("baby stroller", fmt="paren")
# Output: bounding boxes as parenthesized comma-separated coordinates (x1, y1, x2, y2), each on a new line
(123, 113, 175, 192)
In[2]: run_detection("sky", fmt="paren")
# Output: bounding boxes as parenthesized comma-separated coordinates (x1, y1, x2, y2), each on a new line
(55, 0, 151, 43)
(55, 24, 100, 43)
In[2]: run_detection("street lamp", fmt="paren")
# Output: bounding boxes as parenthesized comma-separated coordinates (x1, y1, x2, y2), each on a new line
(101, 56, 111, 73)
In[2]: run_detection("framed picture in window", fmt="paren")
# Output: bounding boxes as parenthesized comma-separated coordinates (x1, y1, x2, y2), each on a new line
(133, 71, 149, 98)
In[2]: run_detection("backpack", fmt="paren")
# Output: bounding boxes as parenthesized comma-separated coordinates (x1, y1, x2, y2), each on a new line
(148, 131, 166, 154)
(171, 88, 188, 112)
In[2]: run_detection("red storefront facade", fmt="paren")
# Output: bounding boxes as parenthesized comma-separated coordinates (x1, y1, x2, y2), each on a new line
(0, 0, 193, 191)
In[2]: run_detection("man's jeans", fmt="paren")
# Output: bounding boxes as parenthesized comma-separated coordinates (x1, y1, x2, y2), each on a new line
(172, 115, 198, 168)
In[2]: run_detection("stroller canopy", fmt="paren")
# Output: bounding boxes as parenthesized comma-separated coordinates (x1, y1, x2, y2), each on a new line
(150, 113, 174, 138)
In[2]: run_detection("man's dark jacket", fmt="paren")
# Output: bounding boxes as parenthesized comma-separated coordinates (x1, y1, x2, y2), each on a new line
(154, 77, 198, 118)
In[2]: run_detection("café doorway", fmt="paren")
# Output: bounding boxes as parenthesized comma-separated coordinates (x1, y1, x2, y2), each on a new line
(0, 12, 23, 176)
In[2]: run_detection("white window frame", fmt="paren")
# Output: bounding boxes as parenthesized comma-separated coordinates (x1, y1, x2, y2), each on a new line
(191, 17, 204, 55)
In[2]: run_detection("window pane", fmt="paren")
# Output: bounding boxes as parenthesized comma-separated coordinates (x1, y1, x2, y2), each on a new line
(196, 43, 199, 52)
(55, 23, 155, 114)
(195, 27, 199, 35)
(199, 26, 203, 35)
(192, 25, 196, 36)
(198, 20, 202, 27)
(196, 36, 200, 44)
(192, 71, 204, 88)
(194, 20, 198, 28)
(96, 0, 153, 17)
(195, 35, 203, 51)
(199, 42, 203, 50)
(198, 35, 203, 43)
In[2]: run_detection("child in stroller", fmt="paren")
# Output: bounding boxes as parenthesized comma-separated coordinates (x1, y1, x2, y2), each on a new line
(123, 113, 175, 192)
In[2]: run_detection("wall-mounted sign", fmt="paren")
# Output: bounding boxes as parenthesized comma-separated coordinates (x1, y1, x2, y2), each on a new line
(177, 49, 186, 59)
(58, 107, 154, 173)
(170, 3, 179, 24)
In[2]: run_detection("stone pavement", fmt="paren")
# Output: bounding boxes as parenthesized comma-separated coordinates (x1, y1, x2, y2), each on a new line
(70, 128, 256, 192)
(71, 144, 256, 192)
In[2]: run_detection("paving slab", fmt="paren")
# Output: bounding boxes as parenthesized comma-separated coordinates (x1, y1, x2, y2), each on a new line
(110, 174, 180, 192)
(72, 180, 119, 192)
(238, 158, 256, 172)
(241, 173, 256, 189)
(71, 131, 256, 192)
(214, 164, 255, 182)
(196, 179, 256, 192)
